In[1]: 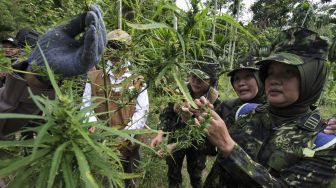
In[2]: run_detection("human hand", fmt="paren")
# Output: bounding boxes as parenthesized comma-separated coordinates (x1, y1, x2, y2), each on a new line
(324, 118, 336, 134)
(150, 130, 164, 147)
(180, 102, 193, 122)
(31, 4, 107, 77)
(88, 126, 96, 134)
(187, 96, 213, 118)
(194, 97, 235, 156)
(157, 143, 177, 158)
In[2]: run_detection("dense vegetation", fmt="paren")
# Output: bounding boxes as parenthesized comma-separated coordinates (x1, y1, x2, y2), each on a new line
(0, 0, 335, 187)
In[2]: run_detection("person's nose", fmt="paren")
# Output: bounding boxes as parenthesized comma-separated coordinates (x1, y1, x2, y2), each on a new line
(237, 79, 246, 86)
(267, 74, 282, 85)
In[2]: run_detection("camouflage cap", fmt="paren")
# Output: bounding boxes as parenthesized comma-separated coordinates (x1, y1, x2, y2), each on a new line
(256, 27, 330, 68)
(106, 29, 131, 43)
(256, 52, 305, 66)
(264, 27, 329, 62)
(191, 69, 210, 80)
(228, 54, 259, 77)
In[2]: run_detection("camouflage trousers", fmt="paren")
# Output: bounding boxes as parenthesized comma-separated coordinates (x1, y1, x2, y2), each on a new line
(166, 147, 206, 188)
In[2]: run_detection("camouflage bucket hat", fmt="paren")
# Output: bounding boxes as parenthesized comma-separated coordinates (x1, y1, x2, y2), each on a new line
(228, 54, 259, 77)
(191, 69, 210, 80)
(256, 52, 305, 66)
(257, 27, 330, 82)
(257, 27, 329, 67)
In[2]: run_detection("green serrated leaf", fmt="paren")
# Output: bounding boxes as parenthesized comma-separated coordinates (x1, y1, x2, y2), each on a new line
(36, 165, 50, 188)
(72, 142, 99, 188)
(47, 141, 70, 188)
(61, 154, 76, 188)
(172, 66, 197, 108)
(0, 113, 45, 120)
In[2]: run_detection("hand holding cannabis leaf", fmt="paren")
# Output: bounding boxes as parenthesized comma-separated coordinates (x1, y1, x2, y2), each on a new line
(193, 97, 236, 156)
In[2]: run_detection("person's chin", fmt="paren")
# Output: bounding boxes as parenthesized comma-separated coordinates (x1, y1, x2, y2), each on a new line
(268, 98, 288, 107)
(239, 93, 253, 101)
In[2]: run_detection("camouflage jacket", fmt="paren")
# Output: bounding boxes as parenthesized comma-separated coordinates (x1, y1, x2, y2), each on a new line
(205, 104, 336, 187)
(218, 98, 243, 128)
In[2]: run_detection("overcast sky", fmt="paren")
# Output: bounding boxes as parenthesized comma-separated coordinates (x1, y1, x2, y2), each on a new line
(175, 0, 327, 23)
(176, 0, 257, 23)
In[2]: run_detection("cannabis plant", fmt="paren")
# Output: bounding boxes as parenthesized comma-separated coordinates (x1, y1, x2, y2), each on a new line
(0, 47, 154, 188)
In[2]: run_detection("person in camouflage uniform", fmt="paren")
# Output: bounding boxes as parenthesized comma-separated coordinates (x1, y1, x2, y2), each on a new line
(151, 61, 220, 188)
(198, 27, 336, 187)
(218, 55, 265, 127)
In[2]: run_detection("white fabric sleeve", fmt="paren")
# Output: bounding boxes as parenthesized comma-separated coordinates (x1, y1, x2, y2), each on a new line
(124, 87, 149, 130)
(82, 82, 98, 123)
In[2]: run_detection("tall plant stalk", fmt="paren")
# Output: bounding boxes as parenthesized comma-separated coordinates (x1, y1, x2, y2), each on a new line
(211, 0, 218, 57)
(118, 0, 123, 29)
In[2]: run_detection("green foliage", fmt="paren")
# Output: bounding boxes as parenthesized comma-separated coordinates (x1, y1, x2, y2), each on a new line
(172, 107, 212, 150)
(0, 47, 156, 188)
(251, 0, 303, 28)
(1, 1, 336, 187)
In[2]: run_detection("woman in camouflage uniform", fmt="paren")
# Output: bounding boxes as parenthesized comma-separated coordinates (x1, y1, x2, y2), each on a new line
(218, 55, 265, 127)
(151, 62, 220, 188)
(197, 27, 336, 187)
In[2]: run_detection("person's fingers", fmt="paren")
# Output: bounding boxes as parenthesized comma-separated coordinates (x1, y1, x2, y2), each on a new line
(199, 96, 208, 105)
(181, 106, 190, 112)
(194, 99, 202, 107)
(81, 25, 98, 68)
(327, 118, 336, 126)
(211, 110, 222, 121)
(90, 4, 103, 19)
(85, 11, 98, 29)
(61, 13, 86, 38)
(197, 115, 204, 123)
(150, 140, 156, 147)
(194, 118, 200, 126)
(183, 102, 191, 108)
(208, 103, 214, 109)
(324, 129, 334, 134)
(89, 4, 107, 52)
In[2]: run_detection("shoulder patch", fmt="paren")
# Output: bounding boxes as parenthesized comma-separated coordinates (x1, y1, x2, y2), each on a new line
(301, 112, 321, 131)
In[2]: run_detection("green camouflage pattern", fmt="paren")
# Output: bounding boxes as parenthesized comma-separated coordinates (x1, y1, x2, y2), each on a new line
(228, 54, 259, 77)
(257, 27, 331, 66)
(191, 69, 211, 80)
(270, 27, 330, 60)
(204, 104, 336, 187)
(257, 52, 304, 66)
